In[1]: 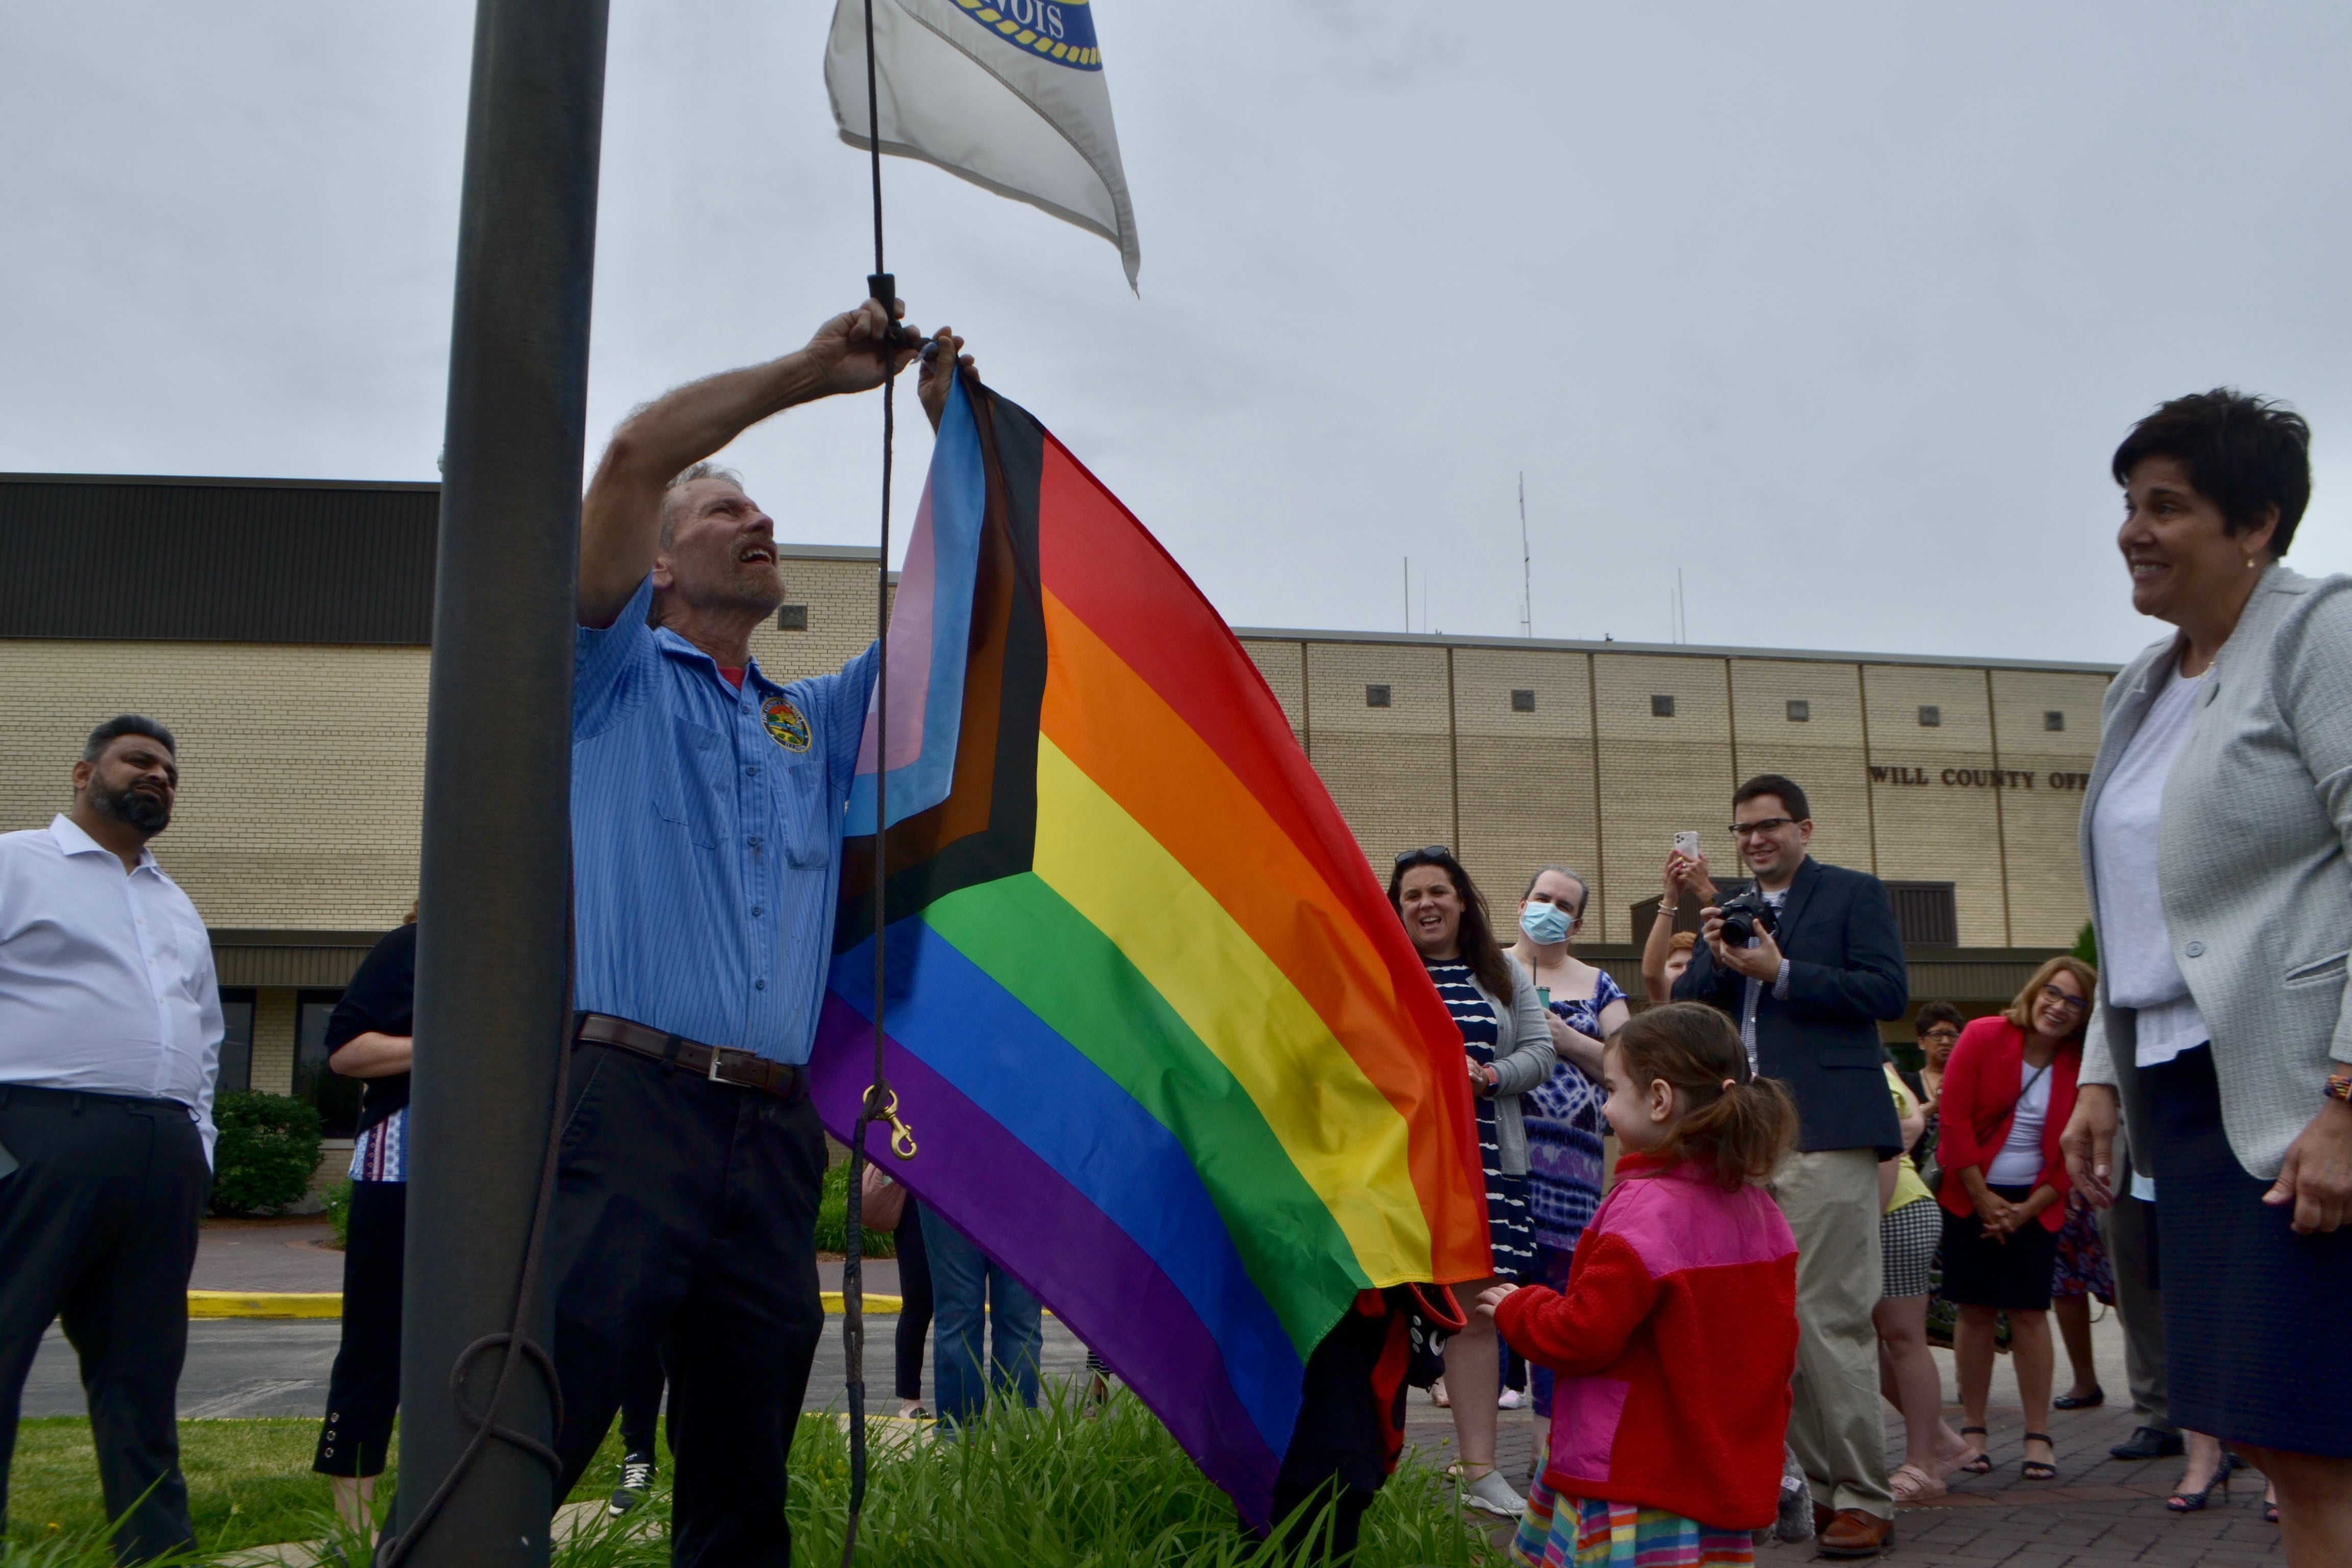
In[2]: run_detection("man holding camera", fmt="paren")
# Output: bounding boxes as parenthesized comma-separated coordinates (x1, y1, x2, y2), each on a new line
(1674, 774, 1907, 1556)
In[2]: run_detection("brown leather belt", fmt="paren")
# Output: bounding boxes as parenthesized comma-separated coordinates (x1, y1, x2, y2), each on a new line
(573, 1013, 806, 1101)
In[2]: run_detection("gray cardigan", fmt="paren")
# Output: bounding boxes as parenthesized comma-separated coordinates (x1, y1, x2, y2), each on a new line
(1464, 951, 1557, 1177)
(2078, 564, 2352, 1181)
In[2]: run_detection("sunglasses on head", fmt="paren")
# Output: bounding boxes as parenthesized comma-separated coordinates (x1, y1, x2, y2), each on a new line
(1394, 846, 1455, 865)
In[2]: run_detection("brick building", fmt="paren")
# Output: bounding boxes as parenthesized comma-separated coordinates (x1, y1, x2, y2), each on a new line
(2, 473, 2111, 1145)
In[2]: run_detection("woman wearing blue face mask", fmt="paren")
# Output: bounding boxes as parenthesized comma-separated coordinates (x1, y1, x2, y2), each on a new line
(1504, 867, 1628, 1420)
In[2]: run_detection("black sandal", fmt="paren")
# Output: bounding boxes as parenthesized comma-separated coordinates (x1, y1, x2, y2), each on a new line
(1957, 1426, 1993, 1475)
(2021, 1432, 2057, 1481)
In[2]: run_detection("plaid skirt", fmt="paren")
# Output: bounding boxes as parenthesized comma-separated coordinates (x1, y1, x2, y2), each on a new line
(1880, 1195, 1940, 1299)
(1514, 1435, 1753, 1568)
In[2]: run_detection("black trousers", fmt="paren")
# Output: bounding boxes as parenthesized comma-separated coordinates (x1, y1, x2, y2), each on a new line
(1264, 1304, 1396, 1564)
(313, 1180, 405, 1478)
(893, 1200, 933, 1404)
(0, 1085, 208, 1563)
(618, 1351, 665, 1458)
(548, 1044, 826, 1566)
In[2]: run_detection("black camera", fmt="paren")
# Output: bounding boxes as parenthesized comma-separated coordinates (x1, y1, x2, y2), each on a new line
(1716, 888, 1778, 948)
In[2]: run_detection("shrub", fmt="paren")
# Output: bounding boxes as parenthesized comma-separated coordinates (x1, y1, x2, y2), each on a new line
(2072, 919, 2098, 968)
(320, 1178, 354, 1250)
(208, 1092, 323, 1216)
(815, 1159, 897, 1258)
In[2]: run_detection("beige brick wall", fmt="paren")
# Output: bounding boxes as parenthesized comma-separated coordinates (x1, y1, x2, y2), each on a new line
(1450, 648, 1599, 928)
(1988, 669, 2109, 948)
(1860, 665, 2010, 945)
(0, 641, 428, 932)
(1240, 639, 1307, 743)
(1302, 643, 1455, 880)
(1729, 660, 1875, 878)
(252, 987, 297, 1095)
(3, 561, 2112, 965)
(1590, 654, 1738, 942)
(747, 551, 895, 685)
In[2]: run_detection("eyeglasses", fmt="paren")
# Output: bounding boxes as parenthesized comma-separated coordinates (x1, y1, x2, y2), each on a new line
(1394, 846, 1454, 864)
(2040, 984, 2091, 1015)
(1919, 1028, 1962, 1042)
(1728, 818, 1796, 839)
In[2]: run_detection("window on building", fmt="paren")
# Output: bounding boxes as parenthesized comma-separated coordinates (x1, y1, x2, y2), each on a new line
(2044, 710, 2064, 731)
(1650, 694, 1675, 718)
(1883, 882, 1959, 947)
(1918, 705, 1941, 727)
(1365, 684, 1392, 708)
(217, 988, 255, 1094)
(1509, 689, 1536, 713)
(775, 604, 808, 631)
(1786, 699, 1810, 722)
(293, 989, 360, 1137)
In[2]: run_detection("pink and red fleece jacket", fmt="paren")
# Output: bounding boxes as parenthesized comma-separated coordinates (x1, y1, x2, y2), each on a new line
(1492, 1152, 1799, 1530)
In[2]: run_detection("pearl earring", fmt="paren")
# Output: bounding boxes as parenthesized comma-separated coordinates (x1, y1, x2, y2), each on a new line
(2248, 558, 2259, 570)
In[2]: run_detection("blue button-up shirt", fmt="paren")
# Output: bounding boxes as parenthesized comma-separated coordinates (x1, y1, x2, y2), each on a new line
(573, 575, 877, 1062)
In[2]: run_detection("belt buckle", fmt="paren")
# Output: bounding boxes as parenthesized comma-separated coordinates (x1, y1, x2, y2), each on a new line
(707, 1045, 729, 1086)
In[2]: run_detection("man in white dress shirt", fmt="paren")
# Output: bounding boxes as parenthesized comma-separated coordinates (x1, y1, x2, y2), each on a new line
(0, 716, 222, 1562)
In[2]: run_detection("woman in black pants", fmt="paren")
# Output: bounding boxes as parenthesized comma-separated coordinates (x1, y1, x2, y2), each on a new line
(894, 1195, 935, 1417)
(311, 913, 418, 1538)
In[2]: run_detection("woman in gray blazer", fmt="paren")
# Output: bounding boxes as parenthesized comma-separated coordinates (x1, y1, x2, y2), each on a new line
(1390, 846, 1554, 1520)
(2061, 389, 2352, 1559)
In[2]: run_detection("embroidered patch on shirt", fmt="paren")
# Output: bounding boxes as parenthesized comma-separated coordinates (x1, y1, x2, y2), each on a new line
(762, 696, 812, 752)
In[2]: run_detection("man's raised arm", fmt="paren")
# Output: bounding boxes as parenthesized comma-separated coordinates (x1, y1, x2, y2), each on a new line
(577, 298, 915, 627)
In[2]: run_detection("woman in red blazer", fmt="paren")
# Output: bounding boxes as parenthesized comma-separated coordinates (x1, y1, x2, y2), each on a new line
(1935, 956, 2096, 1484)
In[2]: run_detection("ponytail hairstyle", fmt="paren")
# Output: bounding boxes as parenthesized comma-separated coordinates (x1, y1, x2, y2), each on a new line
(1614, 1002, 1798, 1191)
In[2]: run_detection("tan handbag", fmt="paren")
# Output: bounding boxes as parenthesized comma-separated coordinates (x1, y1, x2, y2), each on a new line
(859, 1160, 908, 1232)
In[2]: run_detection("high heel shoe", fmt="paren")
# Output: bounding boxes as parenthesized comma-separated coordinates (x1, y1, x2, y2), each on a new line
(1955, 1426, 1992, 1475)
(2166, 1452, 2238, 1512)
(2020, 1432, 2057, 1481)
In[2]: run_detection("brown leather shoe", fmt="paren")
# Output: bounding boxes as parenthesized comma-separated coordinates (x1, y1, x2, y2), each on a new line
(1817, 1509, 1894, 1558)
(1812, 1503, 1834, 1537)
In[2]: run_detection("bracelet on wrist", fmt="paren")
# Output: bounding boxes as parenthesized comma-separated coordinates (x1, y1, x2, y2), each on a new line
(2325, 1072, 2352, 1107)
(1657, 904, 1677, 918)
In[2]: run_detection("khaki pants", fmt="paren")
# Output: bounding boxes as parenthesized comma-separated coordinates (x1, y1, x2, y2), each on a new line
(1771, 1147, 1894, 1520)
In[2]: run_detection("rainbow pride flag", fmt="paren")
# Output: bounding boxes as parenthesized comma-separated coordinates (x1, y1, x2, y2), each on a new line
(812, 376, 1489, 1523)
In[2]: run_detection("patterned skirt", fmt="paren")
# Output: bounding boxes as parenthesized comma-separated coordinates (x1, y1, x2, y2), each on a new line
(1513, 1490, 1754, 1568)
(2049, 1192, 2115, 1305)
(1880, 1196, 1940, 1300)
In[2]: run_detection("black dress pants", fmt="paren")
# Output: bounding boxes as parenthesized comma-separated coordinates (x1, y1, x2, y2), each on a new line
(313, 1180, 405, 1478)
(0, 1085, 208, 1563)
(548, 1045, 826, 1567)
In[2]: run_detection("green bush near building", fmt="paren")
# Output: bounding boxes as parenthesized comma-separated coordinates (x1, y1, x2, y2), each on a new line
(319, 1179, 354, 1250)
(207, 1092, 323, 1217)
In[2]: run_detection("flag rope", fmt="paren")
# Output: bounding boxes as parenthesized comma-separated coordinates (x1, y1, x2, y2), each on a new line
(841, 0, 904, 1560)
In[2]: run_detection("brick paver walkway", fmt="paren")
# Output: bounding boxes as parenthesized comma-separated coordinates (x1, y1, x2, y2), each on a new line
(1398, 1313, 2282, 1566)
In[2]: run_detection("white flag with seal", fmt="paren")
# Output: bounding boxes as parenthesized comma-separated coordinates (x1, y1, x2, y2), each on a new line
(826, 0, 1140, 289)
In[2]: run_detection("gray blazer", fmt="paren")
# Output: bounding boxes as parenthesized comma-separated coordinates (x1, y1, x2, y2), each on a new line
(1466, 951, 1557, 1178)
(2078, 564, 2352, 1181)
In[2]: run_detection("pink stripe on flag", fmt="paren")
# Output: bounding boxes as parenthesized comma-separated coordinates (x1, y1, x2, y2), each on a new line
(854, 483, 937, 778)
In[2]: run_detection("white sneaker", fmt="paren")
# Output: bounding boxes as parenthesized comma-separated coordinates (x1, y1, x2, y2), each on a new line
(1497, 1388, 1524, 1410)
(1460, 1468, 1527, 1518)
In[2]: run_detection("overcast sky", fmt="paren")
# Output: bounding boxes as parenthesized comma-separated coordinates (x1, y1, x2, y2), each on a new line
(7, 3, 2349, 665)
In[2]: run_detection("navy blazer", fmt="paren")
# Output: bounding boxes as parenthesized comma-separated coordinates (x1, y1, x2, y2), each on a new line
(1672, 856, 1909, 1156)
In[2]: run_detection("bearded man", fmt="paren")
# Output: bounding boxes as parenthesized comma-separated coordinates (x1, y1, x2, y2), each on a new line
(0, 715, 224, 1563)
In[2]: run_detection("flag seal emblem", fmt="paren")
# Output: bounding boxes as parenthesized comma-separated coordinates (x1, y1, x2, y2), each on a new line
(949, 0, 1102, 70)
(763, 697, 812, 752)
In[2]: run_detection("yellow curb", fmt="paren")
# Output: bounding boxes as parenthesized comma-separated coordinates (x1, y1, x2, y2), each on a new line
(821, 1291, 904, 1314)
(188, 1290, 342, 1319)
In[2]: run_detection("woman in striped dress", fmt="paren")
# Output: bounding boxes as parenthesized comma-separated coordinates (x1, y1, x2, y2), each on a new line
(1391, 847, 1555, 1519)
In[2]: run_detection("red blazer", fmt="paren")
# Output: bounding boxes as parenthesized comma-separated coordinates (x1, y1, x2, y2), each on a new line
(1933, 1016, 2079, 1230)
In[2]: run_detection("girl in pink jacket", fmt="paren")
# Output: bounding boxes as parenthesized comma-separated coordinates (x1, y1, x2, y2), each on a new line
(1485, 1003, 1801, 1567)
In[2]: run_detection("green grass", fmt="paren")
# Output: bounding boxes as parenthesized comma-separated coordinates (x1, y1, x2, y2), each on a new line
(6, 1392, 1501, 1566)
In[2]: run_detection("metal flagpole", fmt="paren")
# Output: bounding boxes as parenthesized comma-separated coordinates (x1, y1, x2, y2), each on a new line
(390, 1, 609, 1562)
